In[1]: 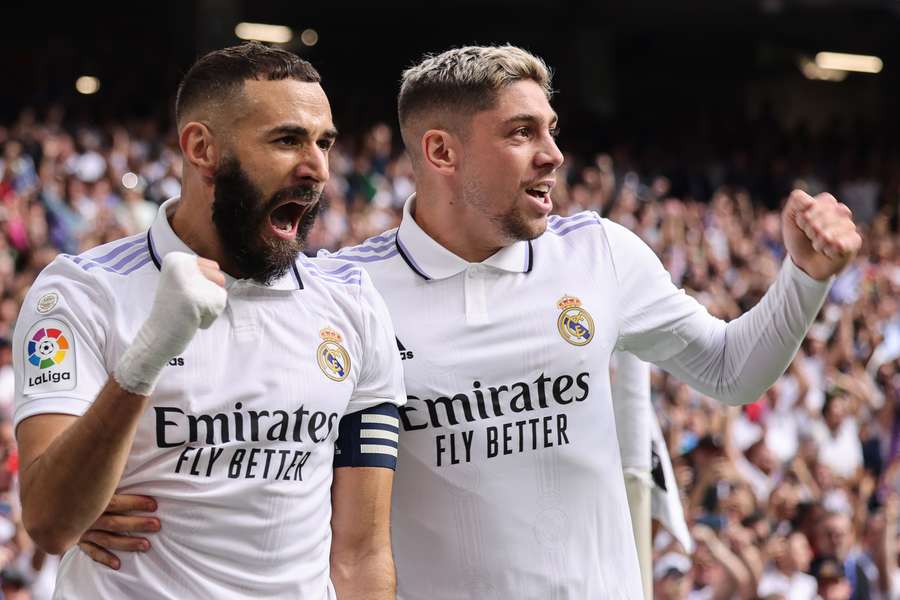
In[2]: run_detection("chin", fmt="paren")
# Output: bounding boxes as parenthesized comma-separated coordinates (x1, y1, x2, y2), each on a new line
(504, 216, 547, 243)
(525, 214, 550, 239)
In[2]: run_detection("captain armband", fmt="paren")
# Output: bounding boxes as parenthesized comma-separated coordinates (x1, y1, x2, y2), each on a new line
(334, 403, 400, 470)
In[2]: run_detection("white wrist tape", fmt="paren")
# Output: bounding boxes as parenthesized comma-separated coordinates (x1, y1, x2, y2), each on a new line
(114, 252, 227, 395)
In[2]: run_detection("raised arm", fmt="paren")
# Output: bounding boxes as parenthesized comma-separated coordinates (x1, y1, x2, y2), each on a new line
(614, 190, 860, 406)
(17, 253, 225, 554)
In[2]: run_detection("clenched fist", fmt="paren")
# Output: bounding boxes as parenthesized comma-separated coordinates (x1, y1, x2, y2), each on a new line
(113, 252, 228, 396)
(782, 190, 862, 281)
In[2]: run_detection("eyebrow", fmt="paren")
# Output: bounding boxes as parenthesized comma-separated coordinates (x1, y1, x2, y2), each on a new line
(501, 113, 559, 128)
(267, 124, 339, 141)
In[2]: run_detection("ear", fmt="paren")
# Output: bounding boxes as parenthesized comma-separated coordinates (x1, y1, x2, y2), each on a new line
(179, 121, 219, 182)
(421, 129, 458, 175)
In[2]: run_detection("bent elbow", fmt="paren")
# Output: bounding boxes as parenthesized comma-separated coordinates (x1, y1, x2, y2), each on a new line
(23, 510, 76, 555)
(719, 392, 758, 407)
(713, 381, 766, 407)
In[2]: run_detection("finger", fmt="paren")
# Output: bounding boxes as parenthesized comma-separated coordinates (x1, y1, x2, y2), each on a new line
(812, 200, 855, 230)
(811, 222, 860, 257)
(106, 494, 157, 514)
(813, 192, 838, 206)
(94, 514, 160, 533)
(81, 530, 151, 553)
(198, 265, 226, 288)
(798, 211, 858, 256)
(811, 208, 852, 231)
(795, 213, 820, 241)
(78, 541, 121, 570)
(835, 230, 863, 256)
(788, 189, 815, 213)
(196, 257, 220, 270)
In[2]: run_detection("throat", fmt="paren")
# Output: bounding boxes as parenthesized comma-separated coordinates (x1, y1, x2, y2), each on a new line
(169, 198, 239, 276)
(412, 204, 502, 263)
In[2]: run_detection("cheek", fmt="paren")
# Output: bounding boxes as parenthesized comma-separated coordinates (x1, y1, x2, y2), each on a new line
(479, 146, 529, 180)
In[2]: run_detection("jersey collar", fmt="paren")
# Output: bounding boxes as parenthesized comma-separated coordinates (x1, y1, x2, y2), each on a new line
(147, 197, 303, 291)
(394, 195, 534, 281)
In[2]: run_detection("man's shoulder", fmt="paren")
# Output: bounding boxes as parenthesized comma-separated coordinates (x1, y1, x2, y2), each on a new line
(313, 230, 403, 287)
(61, 232, 154, 281)
(18, 235, 151, 331)
(317, 229, 400, 266)
(294, 253, 379, 297)
(536, 211, 610, 247)
(35, 232, 152, 291)
(542, 212, 662, 263)
(545, 211, 603, 235)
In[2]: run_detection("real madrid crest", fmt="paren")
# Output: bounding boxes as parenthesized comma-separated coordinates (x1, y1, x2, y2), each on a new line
(556, 295, 594, 346)
(317, 327, 351, 382)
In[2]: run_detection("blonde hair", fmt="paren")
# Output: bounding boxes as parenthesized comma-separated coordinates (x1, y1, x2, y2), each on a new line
(398, 45, 553, 147)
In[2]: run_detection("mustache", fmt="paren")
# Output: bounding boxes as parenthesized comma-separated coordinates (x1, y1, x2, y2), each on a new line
(266, 185, 322, 210)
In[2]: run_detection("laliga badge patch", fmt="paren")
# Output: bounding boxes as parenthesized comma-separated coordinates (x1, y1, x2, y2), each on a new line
(556, 295, 594, 346)
(23, 319, 77, 395)
(317, 327, 351, 382)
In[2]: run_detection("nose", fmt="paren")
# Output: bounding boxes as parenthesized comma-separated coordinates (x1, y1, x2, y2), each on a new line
(295, 143, 329, 184)
(536, 133, 564, 172)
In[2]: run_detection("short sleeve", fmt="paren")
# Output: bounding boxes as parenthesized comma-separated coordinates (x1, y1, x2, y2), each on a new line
(604, 219, 712, 363)
(13, 257, 111, 433)
(346, 269, 406, 414)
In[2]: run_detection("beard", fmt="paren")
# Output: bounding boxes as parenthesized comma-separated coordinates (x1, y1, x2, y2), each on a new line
(211, 156, 322, 285)
(460, 176, 546, 242)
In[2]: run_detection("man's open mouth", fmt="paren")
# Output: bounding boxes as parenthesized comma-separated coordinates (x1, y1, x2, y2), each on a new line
(268, 200, 308, 240)
(525, 182, 552, 201)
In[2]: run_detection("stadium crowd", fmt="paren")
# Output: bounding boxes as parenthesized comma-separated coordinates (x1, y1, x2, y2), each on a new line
(0, 106, 897, 599)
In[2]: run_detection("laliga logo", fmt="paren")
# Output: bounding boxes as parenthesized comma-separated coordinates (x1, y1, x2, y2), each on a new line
(317, 327, 351, 382)
(28, 327, 70, 369)
(556, 295, 594, 346)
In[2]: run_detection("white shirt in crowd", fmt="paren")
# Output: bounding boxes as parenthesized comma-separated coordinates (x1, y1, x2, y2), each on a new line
(323, 195, 831, 600)
(13, 198, 406, 600)
(811, 418, 864, 479)
(757, 567, 818, 600)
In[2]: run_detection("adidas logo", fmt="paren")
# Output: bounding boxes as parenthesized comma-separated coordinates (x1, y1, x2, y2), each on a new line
(396, 338, 414, 361)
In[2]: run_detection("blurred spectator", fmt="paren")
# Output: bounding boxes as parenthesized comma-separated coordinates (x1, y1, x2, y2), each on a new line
(655, 552, 693, 599)
(757, 530, 817, 600)
(813, 556, 854, 600)
(0, 101, 896, 598)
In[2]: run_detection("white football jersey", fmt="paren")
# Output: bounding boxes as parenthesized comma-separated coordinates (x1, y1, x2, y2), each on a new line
(14, 198, 405, 599)
(324, 196, 830, 600)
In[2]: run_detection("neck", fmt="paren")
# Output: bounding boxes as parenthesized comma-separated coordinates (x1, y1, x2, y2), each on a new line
(412, 188, 505, 263)
(170, 186, 241, 277)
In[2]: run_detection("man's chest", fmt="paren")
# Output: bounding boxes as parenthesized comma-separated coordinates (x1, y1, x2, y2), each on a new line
(377, 268, 620, 468)
(112, 290, 362, 460)
(385, 269, 618, 396)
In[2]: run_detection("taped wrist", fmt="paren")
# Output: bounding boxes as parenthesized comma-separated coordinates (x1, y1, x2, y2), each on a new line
(113, 252, 226, 396)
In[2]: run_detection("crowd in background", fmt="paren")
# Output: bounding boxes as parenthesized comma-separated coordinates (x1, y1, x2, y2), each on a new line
(0, 106, 897, 599)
